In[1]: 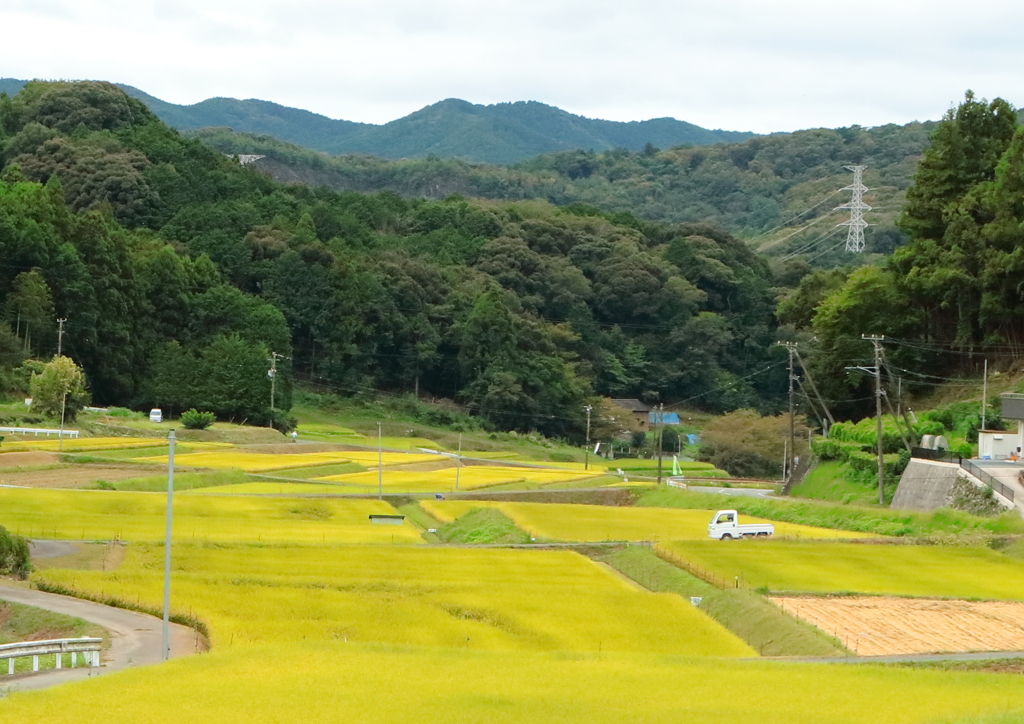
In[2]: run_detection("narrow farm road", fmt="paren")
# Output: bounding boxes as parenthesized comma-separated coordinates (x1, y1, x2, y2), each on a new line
(0, 581, 201, 693)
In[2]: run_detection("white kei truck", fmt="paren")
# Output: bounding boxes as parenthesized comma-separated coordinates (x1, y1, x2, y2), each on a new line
(707, 510, 774, 540)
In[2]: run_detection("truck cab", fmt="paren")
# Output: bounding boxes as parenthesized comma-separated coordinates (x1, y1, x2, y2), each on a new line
(707, 509, 774, 540)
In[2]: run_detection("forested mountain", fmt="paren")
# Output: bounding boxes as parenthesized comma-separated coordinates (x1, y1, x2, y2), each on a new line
(197, 119, 937, 267)
(0, 81, 784, 436)
(0, 79, 752, 164)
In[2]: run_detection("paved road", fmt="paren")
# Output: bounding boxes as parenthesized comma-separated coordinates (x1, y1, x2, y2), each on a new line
(0, 582, 200, 693)
(28, 540, 78, 560)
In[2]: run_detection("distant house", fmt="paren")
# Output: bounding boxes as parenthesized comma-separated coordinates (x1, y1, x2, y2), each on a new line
(611, 399, 651, 432)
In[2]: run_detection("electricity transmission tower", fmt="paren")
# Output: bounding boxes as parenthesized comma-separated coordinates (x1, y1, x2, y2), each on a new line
(837, 165, 871, 252)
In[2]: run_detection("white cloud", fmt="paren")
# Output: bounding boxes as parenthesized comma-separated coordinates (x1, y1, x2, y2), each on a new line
(2, 0, 1023, 132)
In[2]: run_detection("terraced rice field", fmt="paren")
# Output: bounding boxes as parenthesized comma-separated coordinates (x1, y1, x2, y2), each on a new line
(771, 596, 1024, 656)
(0, 488, 421, 544)
(316, 466, 601, 492)
(421, 501, 881, 542)
(33, 544, 752, 656)
(139, 450, 447, 471)
(5, 643, 1024, 724)
(658, 541, 1024, 599)
(3, 437, 168, 452)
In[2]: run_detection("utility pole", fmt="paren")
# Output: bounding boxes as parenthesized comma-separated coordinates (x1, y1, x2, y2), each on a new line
(454, 433, 462, 491)
(584, 405, 593, 471)
(779, 342, 798, 481)
(267, 352, 283, 428)
(162, 428, 176, 661)
(377, 422, 383, 500)
(838, 165, 871, 253)
(656, 403, 665, 485)
(981, 359, 988, 431)
(56, 318, 67, 357)
(864, 335, 885, 504)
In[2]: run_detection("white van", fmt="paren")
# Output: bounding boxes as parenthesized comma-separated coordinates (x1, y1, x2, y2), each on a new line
(149, 408, 163, 423)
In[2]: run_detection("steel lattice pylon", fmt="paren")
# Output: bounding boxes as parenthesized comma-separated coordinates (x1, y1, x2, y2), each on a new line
(836, 165, 871, 252)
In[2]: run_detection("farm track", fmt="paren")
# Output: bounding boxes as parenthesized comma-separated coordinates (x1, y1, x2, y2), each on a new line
(0, 581, 201, 693)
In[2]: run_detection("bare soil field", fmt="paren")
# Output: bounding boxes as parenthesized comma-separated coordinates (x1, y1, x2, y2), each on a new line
(0, 451, 61, 469)
(771, 595, 1024, 656)
(0, 464, 159, 489)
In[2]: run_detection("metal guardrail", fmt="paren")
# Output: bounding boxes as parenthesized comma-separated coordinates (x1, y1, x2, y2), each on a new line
(911, 448, 963, 465)
(960, 460, 1016, 503)
(0, 637, 101, 676)
(0, 427, 79, 438)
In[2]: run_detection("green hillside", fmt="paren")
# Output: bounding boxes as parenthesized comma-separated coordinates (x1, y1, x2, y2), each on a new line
(0, 79, 752, 164)
(197, 119, 936, 266)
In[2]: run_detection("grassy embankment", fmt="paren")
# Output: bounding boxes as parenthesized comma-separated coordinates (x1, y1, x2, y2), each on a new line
(637, 486, 1024, 538)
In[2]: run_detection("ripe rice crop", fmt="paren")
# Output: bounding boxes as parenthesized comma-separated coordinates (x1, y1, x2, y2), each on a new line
(0, 488, 421, 545)
(317, 465, 599, 492)
(3, 437, 167, 452)
(421, 501, 880, 542)
(33, 544, 752, 656)
(4, 642, 1023, 724)
(659, 540, 1024, 599)
(136, 450, 359, 471)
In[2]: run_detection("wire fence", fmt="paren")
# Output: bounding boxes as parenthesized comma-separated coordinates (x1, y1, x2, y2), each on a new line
(652, 545, 748, 590)
(960, 460, 1016, 503)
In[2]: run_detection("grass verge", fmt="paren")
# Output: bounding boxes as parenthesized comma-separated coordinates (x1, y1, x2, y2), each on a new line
(636, 486, 1024, 537)
(95, 469, 254, 492)
(789, 461, 878, 505)
(437, 508, 532, 544)
(599, 546, 846, 657)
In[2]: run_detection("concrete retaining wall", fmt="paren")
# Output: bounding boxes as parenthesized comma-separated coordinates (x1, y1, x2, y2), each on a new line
(890, 459, 962, 510)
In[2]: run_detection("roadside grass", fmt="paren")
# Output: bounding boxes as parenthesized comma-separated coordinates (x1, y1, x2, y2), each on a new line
(600, 546, 847, 657)
(0, 599, 107, 675)
(0, 488, 422, 545)
(3, 437, 166, 453)
(889, 658, 1024, 674)
(437, 508, 533, 544)
(395, 503, 442, 543)
(636, 486, 1024, 537)
(32, 544, 753, 657)
(1002, 538, 1024, 561)
(611, 459, 731, 478)
(186, 482, 352, 495)
(4, 642, 1024, 724)
(658, 540, 1024, 599)
(789, 461, 878, 505)
(0, 599, 104, 644)
(95, 470, 253, 492)
(420, 501, 879, 542)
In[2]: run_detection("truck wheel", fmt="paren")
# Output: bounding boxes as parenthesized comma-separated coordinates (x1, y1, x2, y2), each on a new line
(721, 533, 733, 540)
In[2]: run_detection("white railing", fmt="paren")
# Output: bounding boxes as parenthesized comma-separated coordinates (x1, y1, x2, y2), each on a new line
(0, 637, 101, 675)
(0, 427, 79, 438)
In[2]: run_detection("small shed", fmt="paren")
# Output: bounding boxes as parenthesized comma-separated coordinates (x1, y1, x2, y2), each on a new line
(611, 399, 652, 432)
(368, 514, 405, 526)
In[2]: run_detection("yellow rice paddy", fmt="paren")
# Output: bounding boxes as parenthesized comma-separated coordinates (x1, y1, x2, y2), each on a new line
(421, 501, 881, 542)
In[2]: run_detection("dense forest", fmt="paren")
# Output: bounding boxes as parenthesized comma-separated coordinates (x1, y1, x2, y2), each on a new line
(196, 119, 936, 266)
(0, 81, 784, 436)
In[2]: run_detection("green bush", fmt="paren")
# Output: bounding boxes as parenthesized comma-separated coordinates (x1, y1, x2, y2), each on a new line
(180, 409, 215, 430)
(0, 525, 31, 578)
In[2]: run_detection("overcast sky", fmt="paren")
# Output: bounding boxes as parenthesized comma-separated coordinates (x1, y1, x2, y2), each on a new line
(3, 0, 1023, 133)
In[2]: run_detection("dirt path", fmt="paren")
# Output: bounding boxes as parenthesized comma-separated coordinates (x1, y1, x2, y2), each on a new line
(772, 595, 1024, 656)
(0, 582, 201, 693)
(0, 464, 159, 488)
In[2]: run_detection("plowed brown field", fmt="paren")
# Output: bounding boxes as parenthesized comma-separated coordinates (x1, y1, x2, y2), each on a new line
(771, 595, 1024, 656)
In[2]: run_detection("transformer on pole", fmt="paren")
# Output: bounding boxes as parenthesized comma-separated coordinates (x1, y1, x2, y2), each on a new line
(837, 165, 871, 252)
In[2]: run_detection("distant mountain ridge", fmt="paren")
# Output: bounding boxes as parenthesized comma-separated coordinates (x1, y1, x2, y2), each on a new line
(0, 78, 753, 164)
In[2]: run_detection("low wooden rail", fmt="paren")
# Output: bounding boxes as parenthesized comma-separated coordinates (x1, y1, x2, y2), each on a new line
(0, 637, 101, 675)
